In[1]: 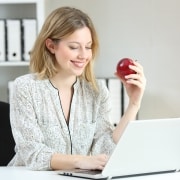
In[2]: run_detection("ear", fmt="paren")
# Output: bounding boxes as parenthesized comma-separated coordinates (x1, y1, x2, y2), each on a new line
(45, 38, 56, 54)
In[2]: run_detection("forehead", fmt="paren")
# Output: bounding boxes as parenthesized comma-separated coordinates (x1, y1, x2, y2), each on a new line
(63, 27, 92, 43)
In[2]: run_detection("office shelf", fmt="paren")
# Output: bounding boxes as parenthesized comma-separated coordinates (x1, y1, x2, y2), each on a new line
(0, 0, 44, 101)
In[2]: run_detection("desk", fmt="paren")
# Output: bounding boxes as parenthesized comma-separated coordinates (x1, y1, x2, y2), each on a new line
(1, 167, 180, 180)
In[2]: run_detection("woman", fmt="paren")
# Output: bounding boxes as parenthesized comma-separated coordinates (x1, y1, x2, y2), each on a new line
(9, 6, 146, 170)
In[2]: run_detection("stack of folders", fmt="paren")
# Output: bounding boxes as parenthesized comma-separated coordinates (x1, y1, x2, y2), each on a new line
(0, 18, 37, 62)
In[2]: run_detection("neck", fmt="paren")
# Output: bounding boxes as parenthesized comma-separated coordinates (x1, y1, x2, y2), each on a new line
(50, 73, 77, 90)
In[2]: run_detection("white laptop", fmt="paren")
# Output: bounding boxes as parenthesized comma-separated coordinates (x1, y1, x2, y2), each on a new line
(57, 118, 180, 179)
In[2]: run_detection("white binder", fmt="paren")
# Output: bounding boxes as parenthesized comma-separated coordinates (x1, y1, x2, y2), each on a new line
(6, 19, 22, 61)
(97, 78, 107, 87)
(0, 20, 6, 62)
(22, 19, 37, 61)
(8, 81, 14, 102)
(123, 85, 129, 113)
(108, 78, 122, 126)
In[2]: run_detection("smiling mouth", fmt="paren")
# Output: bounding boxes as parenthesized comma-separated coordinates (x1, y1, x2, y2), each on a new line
(71, 60, 86, 68)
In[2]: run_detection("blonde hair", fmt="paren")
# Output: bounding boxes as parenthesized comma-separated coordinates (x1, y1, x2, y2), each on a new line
(30, 6, 99, 91)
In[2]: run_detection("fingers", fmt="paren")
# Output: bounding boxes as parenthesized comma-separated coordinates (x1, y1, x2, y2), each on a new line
(77, 154, 109, 170)
(125, 60, 146, 88)
(114, 59, 145, 81)
(94, 154, 109, 170)
(129, 60, 143, 75)
(126, 73, 146, 89)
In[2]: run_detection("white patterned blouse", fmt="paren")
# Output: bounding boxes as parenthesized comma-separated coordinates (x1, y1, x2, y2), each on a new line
(8, 74, 116, 170)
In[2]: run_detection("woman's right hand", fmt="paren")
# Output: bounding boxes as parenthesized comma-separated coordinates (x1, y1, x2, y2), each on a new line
(75, 154, 109, 170)
(51, 153, 109, 170)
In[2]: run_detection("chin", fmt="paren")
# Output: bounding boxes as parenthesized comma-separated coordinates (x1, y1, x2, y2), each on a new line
(73, 69, 84, 76)
(75, 72, 83, 77)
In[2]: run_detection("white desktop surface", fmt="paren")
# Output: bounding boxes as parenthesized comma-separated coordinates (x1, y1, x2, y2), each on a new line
(1, 167, 180, 180)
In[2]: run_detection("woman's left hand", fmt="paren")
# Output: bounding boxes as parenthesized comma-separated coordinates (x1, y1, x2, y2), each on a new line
(115, 60, 146, 108)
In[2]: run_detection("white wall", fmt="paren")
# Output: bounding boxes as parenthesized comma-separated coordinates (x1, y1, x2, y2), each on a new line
(43, 0, 180, 119)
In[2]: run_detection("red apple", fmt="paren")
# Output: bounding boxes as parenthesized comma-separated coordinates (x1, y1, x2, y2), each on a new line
(116, 58, 136, 79)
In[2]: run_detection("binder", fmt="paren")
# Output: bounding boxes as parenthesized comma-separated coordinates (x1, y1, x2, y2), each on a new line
(108, 78, 122, 126)
(8, 81, 14, 102)
(122, 85, 129, 113)
(97, 78, 107, 87)
(22, 19, 37, 61)
(122, 85, 138, 119)
(6, 19, 22, 61)
(0, 19, 6, 62)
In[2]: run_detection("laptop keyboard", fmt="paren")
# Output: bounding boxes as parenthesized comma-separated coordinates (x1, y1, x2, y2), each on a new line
(76, 170, 102, 175)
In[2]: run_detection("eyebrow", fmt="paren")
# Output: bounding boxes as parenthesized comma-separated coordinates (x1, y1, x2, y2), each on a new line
(67, 41, 92, 45)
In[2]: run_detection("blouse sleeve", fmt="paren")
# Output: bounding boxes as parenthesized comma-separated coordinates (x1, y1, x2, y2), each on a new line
(10, 77, 56, 170)
(91, 80, 116, 155)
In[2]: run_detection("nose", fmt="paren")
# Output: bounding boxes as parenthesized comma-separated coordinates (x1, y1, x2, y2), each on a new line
(78, 48, 88, 59)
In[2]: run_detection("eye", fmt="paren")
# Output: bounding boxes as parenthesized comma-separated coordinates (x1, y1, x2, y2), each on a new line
(86, 46, 92, 50)
(69, 46, 78, 50)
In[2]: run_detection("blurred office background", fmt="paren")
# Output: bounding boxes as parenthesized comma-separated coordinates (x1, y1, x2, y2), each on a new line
(1, 0, 180, 120)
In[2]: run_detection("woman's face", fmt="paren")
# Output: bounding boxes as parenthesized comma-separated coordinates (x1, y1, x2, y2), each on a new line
(53, 27, 92, 77)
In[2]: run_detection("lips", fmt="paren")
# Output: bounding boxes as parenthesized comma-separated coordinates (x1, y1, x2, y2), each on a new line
(71, 60, 86, 68)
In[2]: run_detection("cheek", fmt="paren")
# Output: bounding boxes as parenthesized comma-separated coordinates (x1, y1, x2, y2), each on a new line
(55, 48, 71, 61)
(89, 51, 93, 58)
(87, 50, 93, 61)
